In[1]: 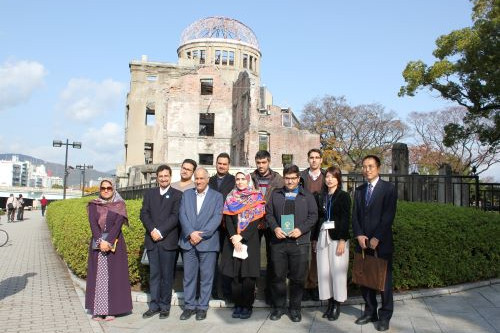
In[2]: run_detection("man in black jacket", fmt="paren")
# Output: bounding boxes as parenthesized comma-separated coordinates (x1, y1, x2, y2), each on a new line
(352, 155, 397, 332)
(266, 164, 318, 322)
(250, 150, 284, 305)
(208, 152, 235, 301)
(299, 148, 327, 301)
(140, 165, 183, 319)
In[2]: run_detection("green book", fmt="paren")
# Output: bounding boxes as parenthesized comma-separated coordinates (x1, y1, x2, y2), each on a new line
(281, 214, 295, 234)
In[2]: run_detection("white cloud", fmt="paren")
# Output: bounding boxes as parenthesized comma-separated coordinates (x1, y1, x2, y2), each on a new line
(57, 78, 125, 122)
(0, 59, 47, 111)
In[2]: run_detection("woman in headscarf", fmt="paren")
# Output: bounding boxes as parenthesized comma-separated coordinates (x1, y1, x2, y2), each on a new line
(85, 178, 132, 321)
(220, 171, 265, 320)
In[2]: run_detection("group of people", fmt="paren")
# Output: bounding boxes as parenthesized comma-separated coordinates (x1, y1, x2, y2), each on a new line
(84, 149, 397, 332)
(5, 193, 25, 222)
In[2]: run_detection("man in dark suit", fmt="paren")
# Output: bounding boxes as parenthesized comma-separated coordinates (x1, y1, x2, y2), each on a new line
(140, 165, 183, 319)
(266, 164, 318, 323)
(179, 167, 223, 321)
(352, 155, 397, 332)
(208, 152, 235, 301)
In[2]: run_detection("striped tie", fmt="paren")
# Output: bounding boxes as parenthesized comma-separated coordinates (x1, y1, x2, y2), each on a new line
(365, 183, 373, 206)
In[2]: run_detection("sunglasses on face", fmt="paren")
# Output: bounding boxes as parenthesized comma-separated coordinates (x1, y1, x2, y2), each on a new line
(100, 186, 113, 191)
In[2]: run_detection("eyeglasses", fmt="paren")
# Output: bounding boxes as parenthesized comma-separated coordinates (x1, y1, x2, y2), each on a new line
(100, 186, 113, 191)
(284, 176, 299, 181)
(181, 166, 194, 172)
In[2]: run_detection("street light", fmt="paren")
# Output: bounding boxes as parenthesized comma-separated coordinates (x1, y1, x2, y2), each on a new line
(53, 139, 82, 199)
(76, 164, 93, 196)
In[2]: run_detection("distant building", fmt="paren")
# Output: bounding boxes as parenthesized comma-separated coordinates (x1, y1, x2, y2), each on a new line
(117, 17, 319, 186)
(0, 156, 63, 188)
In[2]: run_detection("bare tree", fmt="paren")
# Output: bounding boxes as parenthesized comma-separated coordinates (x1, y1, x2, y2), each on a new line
(408, 106, 499, 175)
(301, 95, 408, 171)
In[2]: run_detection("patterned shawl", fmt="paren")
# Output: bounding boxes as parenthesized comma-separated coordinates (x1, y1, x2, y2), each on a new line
(223, 171, 266, 233)
(88, 178, 128, 231)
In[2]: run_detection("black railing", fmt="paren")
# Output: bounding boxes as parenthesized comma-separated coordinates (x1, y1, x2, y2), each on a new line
(116, 174, 499, 212)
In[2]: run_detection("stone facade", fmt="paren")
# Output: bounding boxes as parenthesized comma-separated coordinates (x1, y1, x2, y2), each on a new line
(118, 17, 319, 186)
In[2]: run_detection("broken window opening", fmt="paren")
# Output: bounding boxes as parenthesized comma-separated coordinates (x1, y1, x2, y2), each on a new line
(144, 143, 154, 165)
(146, 107, 155, 126)
(200, 78, 213, 95)
(215, 50, 221, 65)
(199, 113, 215, 136)
(200, 50, 206, 64)
(199, 154, 214, 166)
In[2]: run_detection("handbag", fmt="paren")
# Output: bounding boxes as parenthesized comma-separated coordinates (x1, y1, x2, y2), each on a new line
(352, 249, 388, 291)
(92, 232, 109, 250)
(141, 249, 149, 265)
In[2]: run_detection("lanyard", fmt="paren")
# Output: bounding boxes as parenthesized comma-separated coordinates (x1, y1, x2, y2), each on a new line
(326, 193, 335, 221)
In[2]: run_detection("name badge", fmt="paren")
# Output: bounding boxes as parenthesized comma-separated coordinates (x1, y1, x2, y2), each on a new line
(323, 220, 335, 229)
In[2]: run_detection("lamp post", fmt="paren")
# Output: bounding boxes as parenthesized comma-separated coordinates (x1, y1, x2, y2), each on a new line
(76, 164, 93, 197)
(53, 139, 81, 199)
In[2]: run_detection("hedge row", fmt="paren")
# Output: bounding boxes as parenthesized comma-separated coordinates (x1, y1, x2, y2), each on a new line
(46, 197, 500, 290)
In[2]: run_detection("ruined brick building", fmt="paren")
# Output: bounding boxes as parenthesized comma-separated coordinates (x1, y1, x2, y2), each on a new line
(117, 17, 319, 186)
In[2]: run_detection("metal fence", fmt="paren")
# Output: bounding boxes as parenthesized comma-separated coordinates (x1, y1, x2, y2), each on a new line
(116, 173, 500, 213)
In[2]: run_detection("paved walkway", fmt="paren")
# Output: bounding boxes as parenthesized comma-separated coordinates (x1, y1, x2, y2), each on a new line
(0, 210, 99, 333)
(1, 210, 499, 332)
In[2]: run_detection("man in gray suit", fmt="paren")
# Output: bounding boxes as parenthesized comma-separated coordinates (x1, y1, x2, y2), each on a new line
(178, 167, 223, 321)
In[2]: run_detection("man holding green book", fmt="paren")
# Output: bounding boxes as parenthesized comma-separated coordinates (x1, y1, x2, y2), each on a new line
(265, 164, 318, 323)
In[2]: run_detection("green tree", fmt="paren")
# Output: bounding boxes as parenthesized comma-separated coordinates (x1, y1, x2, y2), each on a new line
(301, 95, 408, 171)
(399, 0, 499, 149)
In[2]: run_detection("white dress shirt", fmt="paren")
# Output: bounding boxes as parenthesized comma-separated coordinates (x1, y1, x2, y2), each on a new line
(196, 186, 209, 215)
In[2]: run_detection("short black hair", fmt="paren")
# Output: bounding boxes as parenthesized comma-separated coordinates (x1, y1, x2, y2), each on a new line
(216, 152, 231, 164)
(307, 148, 322, 158)
(156, 164, 172, 176)
(362, 155, 381, 167)
(255, 150, 271, 161)
(283, 164, 300, 177)
(325, 166, 343, 188)
(182, 158, 197, 170)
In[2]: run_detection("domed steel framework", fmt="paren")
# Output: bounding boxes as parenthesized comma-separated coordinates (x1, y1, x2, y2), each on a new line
(180, 17, 259, 50)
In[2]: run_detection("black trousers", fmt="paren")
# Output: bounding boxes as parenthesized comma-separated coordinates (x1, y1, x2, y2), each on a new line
(212, 226, 232, 299)
(259, 228, 274, 300)
(232, 277, 256, 308)
(148, 247, 176, 311)
(361, 256, 393, 321)
(270, 242, 309, 310)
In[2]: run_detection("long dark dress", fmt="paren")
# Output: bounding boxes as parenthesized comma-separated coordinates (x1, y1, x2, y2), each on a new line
(220, 214, 260, 278)
(85, 203, 132, 315)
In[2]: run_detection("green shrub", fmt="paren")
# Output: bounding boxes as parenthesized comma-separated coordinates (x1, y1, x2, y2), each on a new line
(47, 198, 499, 290)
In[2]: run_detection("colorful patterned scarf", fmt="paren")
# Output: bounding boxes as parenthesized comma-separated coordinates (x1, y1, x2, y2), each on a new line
(223, 172, 266, 233)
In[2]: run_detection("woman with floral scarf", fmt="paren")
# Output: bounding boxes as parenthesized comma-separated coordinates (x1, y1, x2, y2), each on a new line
(220, 171, 265, 320)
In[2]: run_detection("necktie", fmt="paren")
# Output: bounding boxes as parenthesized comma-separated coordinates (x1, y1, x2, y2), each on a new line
(365, 183, 373, 206)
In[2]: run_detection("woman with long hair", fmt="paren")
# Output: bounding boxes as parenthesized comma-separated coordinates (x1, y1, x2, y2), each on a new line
(85, 178, 132, 321)
(220, 171, 265, 320)
(315, 166, 351, 320)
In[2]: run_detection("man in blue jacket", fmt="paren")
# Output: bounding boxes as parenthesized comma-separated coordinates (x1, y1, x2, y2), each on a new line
(178, 167, 223, 321)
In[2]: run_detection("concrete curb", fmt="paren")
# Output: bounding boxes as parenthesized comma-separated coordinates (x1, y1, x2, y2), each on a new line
(68, 269, 499, 308)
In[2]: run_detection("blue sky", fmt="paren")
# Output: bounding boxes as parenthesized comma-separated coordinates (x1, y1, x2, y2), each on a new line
(3, 0, 492, 176)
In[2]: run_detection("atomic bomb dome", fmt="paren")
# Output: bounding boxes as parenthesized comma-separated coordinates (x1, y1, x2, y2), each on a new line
(179, 16, 260, 51)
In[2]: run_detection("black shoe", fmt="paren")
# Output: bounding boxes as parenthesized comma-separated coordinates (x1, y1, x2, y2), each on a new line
(322, 298, 334, 318)
(142, 309, 161, 318)
(239, 307, 252, 320)
(232, 306, 242, 319)
(289, 309, 302, 322)
(180, 309, 195, 320)
(375, 319, 390, 331)
(195, 309, 207, 321)
(269, 309, 283, 321)
(328, 301, 340, 321)
(159, 310, 170, 319)
(355, 313, 378, 325)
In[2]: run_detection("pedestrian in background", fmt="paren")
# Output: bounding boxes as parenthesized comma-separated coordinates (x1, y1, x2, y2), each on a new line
(17, 194, 25, 221)
(40, 196, 48, 216)
(85, 178, 132, 321)
(6, 194, 17, 222)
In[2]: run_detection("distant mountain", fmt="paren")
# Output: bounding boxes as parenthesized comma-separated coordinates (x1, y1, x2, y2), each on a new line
(0, 153, 115, 186)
